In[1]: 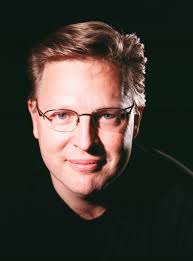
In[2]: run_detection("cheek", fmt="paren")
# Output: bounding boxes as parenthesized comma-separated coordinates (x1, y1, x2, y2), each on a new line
(99, 130, 132, 176)
(37, 125, 71, 154)
(100, 129, 132, 155)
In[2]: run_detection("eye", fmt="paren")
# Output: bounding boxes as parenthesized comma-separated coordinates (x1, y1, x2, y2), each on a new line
(48, 111, 68, 120)
(48, 110, 74, 121)
(56, 112, 68, 120)
(101, 113, 116, 119)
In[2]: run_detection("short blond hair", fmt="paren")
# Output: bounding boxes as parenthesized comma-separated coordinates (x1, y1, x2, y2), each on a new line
(28, 21, 147, 107)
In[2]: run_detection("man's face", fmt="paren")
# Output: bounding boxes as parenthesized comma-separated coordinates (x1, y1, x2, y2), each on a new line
(28, 59, 140, 198)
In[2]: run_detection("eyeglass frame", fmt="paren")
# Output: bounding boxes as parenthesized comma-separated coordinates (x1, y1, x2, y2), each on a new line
(35, 99, 135, 132)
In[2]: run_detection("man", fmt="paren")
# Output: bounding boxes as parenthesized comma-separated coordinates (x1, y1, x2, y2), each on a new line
(4, 21, 193, 258)
(27, 20, 145, 220)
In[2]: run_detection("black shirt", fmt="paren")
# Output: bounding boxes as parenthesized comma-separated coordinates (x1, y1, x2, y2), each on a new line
(2, 145, 193, 259)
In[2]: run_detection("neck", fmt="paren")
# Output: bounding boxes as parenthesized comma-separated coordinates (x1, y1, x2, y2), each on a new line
(50, 174, 106, 220)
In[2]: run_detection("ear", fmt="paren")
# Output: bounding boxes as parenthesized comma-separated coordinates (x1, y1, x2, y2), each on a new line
(133, 106, 144, 139)
(28, 99, 39, 139)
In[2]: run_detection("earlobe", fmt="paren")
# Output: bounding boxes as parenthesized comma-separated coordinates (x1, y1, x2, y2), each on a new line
(133, 107, 144, 139)
(28, 99, 39, 139)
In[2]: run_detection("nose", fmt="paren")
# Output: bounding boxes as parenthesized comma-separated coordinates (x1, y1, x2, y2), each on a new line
(72, 115, 98, 151)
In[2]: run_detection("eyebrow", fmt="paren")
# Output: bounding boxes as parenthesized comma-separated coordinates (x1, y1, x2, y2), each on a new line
(42, 102, 125, 111)
(44, 106, 126, 113)
(37, 96, 129, 111)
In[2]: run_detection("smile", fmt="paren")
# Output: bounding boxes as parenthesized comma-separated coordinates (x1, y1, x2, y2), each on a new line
(68, 159, 104, 172)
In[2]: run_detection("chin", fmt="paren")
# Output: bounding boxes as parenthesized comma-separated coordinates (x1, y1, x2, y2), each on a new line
(71, 176, 106, 197)
(71, 186, 96, 197)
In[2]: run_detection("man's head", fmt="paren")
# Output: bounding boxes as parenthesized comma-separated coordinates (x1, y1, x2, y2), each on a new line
(28, 21, 146, 198)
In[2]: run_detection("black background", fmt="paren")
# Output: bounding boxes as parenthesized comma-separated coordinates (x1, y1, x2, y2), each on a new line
(1, 0, 193, 174)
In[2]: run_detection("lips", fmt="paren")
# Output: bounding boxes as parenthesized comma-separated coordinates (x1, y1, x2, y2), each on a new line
(68, 159, 104, 172)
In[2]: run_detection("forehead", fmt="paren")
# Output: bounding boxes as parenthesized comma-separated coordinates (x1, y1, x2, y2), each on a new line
(37, 59, 124, 109)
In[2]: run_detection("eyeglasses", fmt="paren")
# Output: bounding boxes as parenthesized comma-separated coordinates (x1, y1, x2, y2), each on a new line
(36, 100, 134, 132)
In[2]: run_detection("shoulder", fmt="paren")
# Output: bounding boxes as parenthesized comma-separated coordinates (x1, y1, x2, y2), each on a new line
(129, 144, 193, 190)
(131, 145, 193, 258)
(126, 144, 193, 215)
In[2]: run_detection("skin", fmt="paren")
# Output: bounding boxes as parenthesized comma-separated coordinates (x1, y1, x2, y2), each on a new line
(28, 59, 142, 219)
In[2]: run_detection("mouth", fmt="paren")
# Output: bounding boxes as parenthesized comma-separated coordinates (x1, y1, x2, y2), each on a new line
(68, 159, 105, 173)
